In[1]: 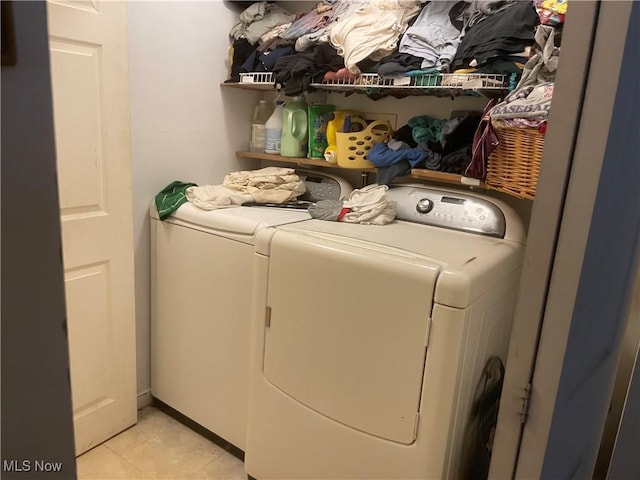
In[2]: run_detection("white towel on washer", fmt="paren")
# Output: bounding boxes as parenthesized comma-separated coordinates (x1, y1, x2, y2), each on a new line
(186, 167, 307, 210)
(223, 166, 306, 203)
(224, 166, 296, 187)
(185, 185, 252, 210)
(341, 184, 397, 225)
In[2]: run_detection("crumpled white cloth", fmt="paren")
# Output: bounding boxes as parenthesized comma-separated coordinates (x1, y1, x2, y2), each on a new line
(186, 167, 306, 210)
(342, 184, 397, 225)
(185, 185, 252, 210)
(224, 166, 296, 188)
(223, 166, 306, 203)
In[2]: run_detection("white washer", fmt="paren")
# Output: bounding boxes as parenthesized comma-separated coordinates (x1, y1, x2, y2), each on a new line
(245, 184, 526, 479)
(150, 171, 352, 451)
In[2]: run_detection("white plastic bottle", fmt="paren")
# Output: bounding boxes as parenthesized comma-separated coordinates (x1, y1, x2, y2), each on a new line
(264, 100, 285, 155)
(250, 100, 272, 153)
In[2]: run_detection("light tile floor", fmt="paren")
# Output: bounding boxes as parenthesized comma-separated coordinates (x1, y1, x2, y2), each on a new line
(76, 406, 247, 480)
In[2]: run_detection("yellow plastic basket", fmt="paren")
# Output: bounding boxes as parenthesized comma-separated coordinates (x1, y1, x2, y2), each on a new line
(336, 120, 393, 169)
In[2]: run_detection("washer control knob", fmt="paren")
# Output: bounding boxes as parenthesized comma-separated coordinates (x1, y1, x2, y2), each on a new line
(416, 198, 434, 214)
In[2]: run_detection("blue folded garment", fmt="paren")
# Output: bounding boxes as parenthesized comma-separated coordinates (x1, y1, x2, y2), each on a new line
(367, 142, 429, 168)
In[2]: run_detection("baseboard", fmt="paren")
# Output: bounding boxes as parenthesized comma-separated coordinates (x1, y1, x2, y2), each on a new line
(137, 389, 152, 410)
(151, 397, 245, 462)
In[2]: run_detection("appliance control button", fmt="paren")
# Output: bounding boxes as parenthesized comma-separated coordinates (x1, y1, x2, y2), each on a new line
(416, 198, 434, 214)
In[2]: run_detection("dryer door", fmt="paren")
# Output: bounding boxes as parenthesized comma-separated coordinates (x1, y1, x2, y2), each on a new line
(264, 230, 441, 445)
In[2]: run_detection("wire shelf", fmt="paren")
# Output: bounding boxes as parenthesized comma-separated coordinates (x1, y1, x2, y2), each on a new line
(239, 72, 275, 85)
(232, 72, 510, 97)
(316, 73, 506, 89)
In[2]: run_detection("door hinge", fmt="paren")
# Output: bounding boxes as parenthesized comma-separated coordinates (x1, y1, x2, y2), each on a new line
(265, 306, 272, 328)
(521, 383, 532, 424)
(424, 317, 432, 348)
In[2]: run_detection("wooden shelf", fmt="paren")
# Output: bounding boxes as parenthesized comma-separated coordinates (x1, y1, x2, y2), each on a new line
(236, 151, 377, 171)
(236, 151, 485, 188)
(408, 169, 485, 188)
(220, 82, 276, 91)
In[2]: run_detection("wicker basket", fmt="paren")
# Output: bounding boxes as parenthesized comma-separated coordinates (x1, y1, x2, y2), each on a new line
(486, 119, 545, 200)
(336, 120, 392, 169)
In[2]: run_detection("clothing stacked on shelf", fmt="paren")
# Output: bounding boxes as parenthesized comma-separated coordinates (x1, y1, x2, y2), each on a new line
(368, 112, 482, 184)
(451, 0, 539, 74)
(328, 0, 421, 74)
(396, 1, 467, 73)
(488, 24, 559, 127)
(273, 0, 423, 94)
(228, 2, 296, 81)
(293, 0, 356, 52)
(377, 0, 536, 80)
(226, 0, 555, 93)
(463, 15, 563, 190)
(272, 44, 344, 95)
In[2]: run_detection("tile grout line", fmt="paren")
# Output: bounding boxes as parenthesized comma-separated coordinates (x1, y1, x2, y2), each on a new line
(101, 406, 175, 478)
(103, 442, 158, 480)
(97, 407, 241, 480)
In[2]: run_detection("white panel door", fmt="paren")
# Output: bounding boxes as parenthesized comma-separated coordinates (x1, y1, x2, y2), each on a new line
(47, 0, 137, 455)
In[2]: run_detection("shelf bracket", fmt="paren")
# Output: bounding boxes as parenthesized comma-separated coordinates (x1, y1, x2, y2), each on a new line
(360, 171, 370, 188)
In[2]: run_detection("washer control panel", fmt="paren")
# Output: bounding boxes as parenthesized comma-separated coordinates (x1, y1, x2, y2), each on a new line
(386, 185, 506, 238)
(298, 171, 353, 202)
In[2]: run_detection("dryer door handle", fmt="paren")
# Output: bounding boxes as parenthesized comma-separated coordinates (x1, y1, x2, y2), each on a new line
(265, 306, 272, 328)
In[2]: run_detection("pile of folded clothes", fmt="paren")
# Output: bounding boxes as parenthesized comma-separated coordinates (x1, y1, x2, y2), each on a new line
(226, 0, 564, 94)
(154, 167, 306, 219)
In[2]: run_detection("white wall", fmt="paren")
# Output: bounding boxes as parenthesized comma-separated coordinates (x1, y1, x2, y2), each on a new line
(128, 0, 260, 401)
(127, 0, 532, 402)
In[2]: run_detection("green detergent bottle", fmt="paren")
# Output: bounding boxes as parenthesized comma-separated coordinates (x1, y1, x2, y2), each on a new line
(280, 96, 308, 158)
(308, 104, 335, 159)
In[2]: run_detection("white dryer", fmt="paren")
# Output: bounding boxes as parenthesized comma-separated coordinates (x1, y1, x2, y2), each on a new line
(150, 171, 352, 451)
(245, 184, 526, 479)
